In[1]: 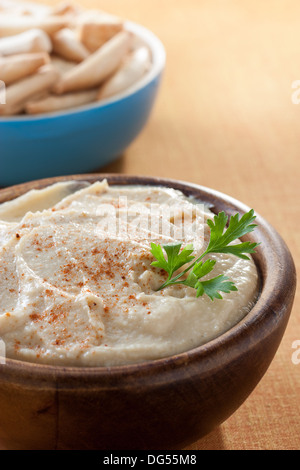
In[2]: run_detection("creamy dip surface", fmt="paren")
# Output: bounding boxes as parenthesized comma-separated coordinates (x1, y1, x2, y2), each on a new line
(0, 180, 258, 366)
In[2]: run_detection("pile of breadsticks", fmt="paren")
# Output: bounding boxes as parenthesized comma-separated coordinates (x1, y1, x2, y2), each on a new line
(0, 0, 152, 116)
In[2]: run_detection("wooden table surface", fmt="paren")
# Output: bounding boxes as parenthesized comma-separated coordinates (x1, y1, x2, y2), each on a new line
(6, 0, 300, 450)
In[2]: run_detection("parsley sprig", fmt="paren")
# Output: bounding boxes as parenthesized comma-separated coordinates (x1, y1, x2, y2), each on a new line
(150, 209, 259, 301)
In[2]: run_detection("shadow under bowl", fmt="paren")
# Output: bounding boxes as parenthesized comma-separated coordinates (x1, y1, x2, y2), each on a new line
(0, 22, 166, 187)
(0, 174, 296, 450)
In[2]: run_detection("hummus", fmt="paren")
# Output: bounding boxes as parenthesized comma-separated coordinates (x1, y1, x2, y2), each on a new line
(0, 180, 258, 366)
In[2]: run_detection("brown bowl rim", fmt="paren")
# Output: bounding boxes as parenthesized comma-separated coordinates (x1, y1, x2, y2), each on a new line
(0, 173, 296, 385)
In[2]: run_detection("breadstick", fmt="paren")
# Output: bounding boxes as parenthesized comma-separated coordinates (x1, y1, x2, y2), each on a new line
(1, 65, 60, 110)
(0, 28, 52, 55)
(0, 87, 48, 115)
(0, 15, 67, 37)
(0, 101, 25, 116)
(0, 0, 51, 16)
(50, 55, 77, 75)
(98, 46, 151, 100)
(0, 52, 49, 85)
(52, 28, 89, 63)
(80, 13, 123, 52)
(53, 30, 131, 94)
(25, 89, 99, 114)
(50, 1, 82, 17)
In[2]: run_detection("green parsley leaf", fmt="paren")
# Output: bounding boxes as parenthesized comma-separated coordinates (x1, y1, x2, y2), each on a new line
(184, 259, 216, 289)
(216, 241, 259, 260)
(150, 242, 194, 278)
(195, 275, 238, 300)
(150, 243, 170, 273)
(206, 209, 258, 258)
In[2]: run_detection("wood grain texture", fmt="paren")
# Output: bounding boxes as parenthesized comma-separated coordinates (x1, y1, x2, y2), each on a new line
(0, 174, 296, 450)
(1, 0, 300, 450)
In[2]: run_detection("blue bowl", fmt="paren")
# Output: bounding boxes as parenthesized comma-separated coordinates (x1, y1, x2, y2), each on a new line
(0, 22, 166, 187)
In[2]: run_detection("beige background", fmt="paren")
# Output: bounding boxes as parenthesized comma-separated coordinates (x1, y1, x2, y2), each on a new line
(12, 0, 300, 449)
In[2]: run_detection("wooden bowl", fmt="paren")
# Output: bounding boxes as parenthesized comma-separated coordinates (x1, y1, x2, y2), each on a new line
(0, 174, 296, 450)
